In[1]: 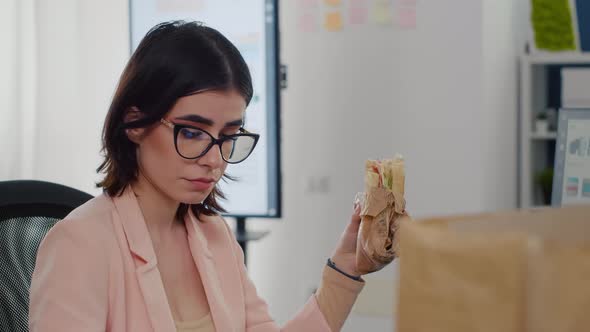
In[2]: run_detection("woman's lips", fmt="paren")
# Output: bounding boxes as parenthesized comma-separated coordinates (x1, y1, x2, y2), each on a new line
(185, 178, 215, 191)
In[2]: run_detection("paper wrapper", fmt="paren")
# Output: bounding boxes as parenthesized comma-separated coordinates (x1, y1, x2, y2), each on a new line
(356, 157, 408, 274)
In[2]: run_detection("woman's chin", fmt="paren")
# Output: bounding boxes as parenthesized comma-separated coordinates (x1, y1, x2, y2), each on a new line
(178, 190, 211, 205)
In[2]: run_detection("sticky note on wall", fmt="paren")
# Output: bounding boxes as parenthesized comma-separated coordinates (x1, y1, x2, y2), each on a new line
(372, 0, 393, 25)
(325, 12, 343, 31)
(298, 12, 318, 32)
(324, 0, 341, 6)
(297, 0, 319, 33)
(397, 7, 416, 29)
(349, 5, 369, 25)
(349, 0, 369, 25)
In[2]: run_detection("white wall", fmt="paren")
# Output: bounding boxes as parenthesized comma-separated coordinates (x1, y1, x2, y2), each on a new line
(34, 0, 129, 194)
(0, 0, 37, 179)
(482, 0, 520, 210)
(0, 0, 21, 179)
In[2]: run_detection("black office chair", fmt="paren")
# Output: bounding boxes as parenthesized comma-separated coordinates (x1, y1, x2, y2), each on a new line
(0, 180, 93, 332)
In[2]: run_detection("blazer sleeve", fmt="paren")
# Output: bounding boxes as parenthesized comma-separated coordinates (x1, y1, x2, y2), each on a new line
(220, 220, 333, 332)
(29, 219, 109, 332)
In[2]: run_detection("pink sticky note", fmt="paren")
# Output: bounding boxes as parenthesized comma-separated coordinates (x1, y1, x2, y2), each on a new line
(349, 6, 368, 25)
(298, 12, 318, 32)
(397, 7, 416, 29)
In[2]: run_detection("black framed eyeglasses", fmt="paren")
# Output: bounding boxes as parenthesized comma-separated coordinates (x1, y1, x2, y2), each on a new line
(160, 118, 260, 164)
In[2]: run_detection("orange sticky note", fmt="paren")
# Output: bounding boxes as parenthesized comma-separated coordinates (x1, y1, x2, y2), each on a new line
(324, 12, 343, 31)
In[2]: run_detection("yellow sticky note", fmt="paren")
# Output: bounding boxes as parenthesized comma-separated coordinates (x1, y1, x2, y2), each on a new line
(372, 0, 393, 25)
(324, 0, 342, 6)
(324, 12, 343, 31)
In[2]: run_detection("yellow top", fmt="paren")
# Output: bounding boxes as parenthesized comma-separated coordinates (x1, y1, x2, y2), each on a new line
(175, 312, 214, 332)
(173, 265, 364, 332)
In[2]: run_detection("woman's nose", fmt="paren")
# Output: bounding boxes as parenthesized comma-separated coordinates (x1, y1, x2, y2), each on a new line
(197, 143, 224, 168)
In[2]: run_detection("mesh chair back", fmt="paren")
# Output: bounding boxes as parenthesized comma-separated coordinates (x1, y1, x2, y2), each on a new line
(0, 180, 92, 332)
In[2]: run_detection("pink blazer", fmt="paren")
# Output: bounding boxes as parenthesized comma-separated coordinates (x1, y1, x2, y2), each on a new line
(29, 187, 332, 331)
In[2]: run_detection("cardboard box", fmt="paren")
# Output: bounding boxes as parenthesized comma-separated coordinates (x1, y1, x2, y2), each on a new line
(396, 205, 590, 332)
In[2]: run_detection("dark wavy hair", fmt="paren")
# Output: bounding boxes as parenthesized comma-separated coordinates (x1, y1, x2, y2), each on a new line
(96, 21, 253, 220)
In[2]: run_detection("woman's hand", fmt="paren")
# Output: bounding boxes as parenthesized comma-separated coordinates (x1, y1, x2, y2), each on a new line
(330, 203, 363, 278)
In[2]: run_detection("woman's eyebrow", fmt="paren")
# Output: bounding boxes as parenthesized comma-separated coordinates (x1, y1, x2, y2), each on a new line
(174, 114, 243, 128)
(175, 114, 214, 126)
(225, 119, 243, 127)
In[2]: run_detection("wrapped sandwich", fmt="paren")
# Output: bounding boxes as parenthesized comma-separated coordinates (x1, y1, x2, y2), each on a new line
(356, 155, 408, 274)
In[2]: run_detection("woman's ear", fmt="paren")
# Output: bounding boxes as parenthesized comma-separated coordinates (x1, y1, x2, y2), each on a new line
(124, 107, 145, 144)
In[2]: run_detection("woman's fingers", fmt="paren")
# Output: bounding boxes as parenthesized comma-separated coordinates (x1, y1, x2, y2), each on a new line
(347, 204, 362, 233)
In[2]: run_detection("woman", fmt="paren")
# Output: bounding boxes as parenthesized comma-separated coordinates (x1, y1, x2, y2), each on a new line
(29, 21, 377, 332)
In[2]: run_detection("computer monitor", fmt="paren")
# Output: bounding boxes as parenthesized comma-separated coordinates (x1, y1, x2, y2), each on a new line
(551, 109, 590, 206)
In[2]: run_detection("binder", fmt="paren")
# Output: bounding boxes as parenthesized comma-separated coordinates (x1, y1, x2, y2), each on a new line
(576, 0, 590, 52)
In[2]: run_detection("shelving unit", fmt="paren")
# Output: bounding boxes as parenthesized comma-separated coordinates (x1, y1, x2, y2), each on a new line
(530, 132, 558, 140)
(519, 53, 590, 208)
(526, 53, 590, 65)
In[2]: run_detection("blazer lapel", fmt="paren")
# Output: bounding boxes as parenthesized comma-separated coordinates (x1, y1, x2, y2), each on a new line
(112, 187, 176, 332)
(185, 212, 235, 332)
